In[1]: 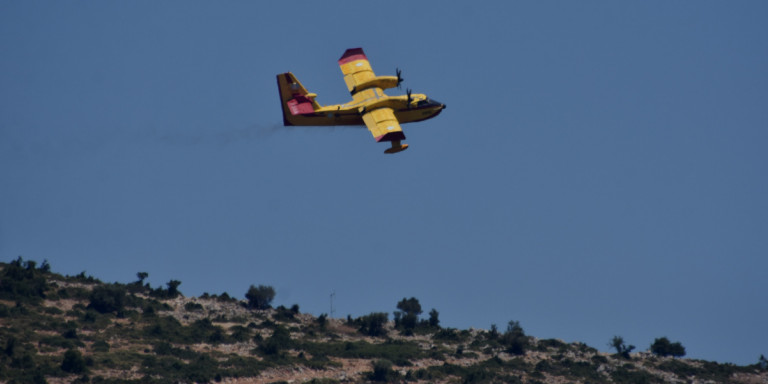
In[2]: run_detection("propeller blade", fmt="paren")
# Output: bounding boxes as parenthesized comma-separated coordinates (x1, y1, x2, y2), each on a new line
(396, 68, 404, 88)
(406, 88, 412, 108)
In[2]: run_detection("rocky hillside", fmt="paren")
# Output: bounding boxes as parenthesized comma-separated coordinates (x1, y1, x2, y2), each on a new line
(1, 258, 766, 384)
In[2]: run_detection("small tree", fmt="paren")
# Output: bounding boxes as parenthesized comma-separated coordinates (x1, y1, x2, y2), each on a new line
(136, 272, 149, 284)
(488, 324, 500, 340)
(395, 297, 422, 334)
(501, 320, 529, 355)
(317, 313, 328, 330)
(428, 308, 440, 328)
(245, 285, 275, 310)
(166, 280, 182, 298)
(609, 336, 635, 359)
(650, 337, 686, 358)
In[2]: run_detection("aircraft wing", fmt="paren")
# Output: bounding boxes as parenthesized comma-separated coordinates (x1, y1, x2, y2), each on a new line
(361, 107, 406, 143)
(338, 48, 376, 93)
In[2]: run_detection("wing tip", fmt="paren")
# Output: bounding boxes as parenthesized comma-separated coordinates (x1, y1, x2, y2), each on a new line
(338, 47, 367, 65)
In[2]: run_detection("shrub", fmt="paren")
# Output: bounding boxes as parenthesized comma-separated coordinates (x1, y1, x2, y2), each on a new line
(369, 359, 398, 382)
(62, 349, 87, 374)
(650, 337, 686, 358)
(260, 325, 291, 356)
(245, 285, 275, 310)
(501, 321, 529, 355)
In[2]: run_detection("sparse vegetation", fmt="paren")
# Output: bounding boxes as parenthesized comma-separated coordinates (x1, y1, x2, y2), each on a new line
(1, 258, 764, 384)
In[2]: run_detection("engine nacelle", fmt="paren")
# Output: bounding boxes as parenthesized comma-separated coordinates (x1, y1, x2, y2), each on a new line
(350, 76, 400, 94)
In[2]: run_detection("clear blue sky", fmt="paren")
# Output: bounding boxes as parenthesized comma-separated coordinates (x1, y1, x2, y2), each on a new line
(2, 1, 766, 365)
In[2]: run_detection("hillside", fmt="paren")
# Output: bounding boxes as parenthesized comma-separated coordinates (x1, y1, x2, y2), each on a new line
(1, 258, 766, 384)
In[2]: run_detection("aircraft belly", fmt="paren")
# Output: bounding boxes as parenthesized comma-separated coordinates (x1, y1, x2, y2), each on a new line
(284, 113, 364, 126)
(394, 107, 442, 124)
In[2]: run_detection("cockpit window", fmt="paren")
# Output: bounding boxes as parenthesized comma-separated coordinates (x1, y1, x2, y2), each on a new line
(416, 98, 442, 108)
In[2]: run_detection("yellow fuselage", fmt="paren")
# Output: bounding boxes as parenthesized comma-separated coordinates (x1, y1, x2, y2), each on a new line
(282, 87, 444, 127)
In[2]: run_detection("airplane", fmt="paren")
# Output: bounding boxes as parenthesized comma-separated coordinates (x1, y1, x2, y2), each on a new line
(277, 48, 446, 154)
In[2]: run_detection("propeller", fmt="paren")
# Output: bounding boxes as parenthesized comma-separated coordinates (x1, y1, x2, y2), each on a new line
(396, 68, 404, 88)
(406, 88, 412, 108)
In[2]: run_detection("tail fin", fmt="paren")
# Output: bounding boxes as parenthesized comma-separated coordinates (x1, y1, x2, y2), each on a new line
(276, 72, 322, 126)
